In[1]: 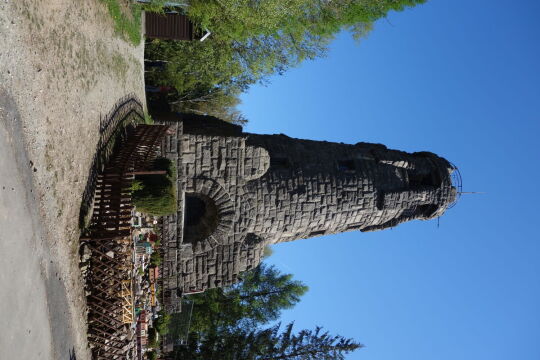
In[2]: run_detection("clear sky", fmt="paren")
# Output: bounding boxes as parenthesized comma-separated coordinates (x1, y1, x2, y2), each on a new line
(238, 1, 540, 359)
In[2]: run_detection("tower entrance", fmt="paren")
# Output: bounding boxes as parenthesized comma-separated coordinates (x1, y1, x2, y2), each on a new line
(183, 193, 219, 244)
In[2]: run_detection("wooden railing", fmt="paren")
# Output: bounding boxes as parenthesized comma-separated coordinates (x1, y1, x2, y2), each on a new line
(81, 124, 169, 359)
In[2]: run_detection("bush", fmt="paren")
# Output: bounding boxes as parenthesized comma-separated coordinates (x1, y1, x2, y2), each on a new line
(148, 327, 159, 348)
(139, 0, 170, 13)
(132, 157, 177, 216)
(147, 350, 157, 360)
(150, 252, 162, 266)
(155, 310, 171, 335)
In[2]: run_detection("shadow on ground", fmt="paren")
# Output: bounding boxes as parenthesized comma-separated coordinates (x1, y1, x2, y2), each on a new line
(78, 95, 145, 231)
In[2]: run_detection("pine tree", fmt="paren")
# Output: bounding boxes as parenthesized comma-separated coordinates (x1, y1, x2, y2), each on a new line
(189, 263, 309, 333)
(259, 323, 363, 360)
(174, 322, 362, 360)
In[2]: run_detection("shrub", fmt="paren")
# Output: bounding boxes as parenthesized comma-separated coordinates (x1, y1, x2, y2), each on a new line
(148, 327, 159, 348)
(132, 157, 177, 216)
(150, 252, 162, 266)
(155, 310, 171, 335)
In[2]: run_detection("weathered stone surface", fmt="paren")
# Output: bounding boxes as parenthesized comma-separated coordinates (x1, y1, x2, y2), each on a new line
(158, 113, 457, 308)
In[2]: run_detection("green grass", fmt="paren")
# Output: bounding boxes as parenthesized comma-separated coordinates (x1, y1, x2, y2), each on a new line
(143, 113, 155, 125)
(139, 0, 170, 13)
(100, 0, 142, 46)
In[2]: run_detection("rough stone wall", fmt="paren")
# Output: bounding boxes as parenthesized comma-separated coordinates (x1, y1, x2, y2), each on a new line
(178, 132, 269, 291)
(158, 114, 457, 298)
(159, 115, 270, 298)
(244, 134, 456, 242)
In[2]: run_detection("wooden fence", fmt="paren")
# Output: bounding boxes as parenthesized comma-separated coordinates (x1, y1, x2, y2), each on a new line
(81, 124, 170, 359)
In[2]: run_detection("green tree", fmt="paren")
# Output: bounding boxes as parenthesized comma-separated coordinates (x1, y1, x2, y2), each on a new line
(169, 87, 248, 125)
(257, 323, 362, 360)
(147, 350, 158, 360)
(150, 252, 162, 266)
(187, 0, 425, 41)
(234, 263, 309, 325)
(189, 263, 308, 333)
(146, 0, 427, 121)
(145, 29, 326, 93)
(174, 322, 362, 360)
(167, 264, 361, 359)
(155, 310, 172, 335)
(148, 327, 159, 348)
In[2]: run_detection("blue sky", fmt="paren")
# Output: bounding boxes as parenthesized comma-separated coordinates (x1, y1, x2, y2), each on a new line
(239, 1, 540, 359)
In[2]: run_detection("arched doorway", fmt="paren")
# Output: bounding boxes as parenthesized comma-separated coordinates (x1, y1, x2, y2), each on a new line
(183, 193, 219, 244)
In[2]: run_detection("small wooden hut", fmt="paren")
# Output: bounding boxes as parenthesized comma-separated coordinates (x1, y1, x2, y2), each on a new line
(145, 13, 194, 41)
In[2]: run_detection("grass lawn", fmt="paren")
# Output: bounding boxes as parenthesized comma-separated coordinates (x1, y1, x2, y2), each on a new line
(99, 0, 142, 45)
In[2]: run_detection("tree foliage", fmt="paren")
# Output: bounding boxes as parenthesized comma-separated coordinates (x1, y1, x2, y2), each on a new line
(132, 157, 177, 216)
(170, 87, 248, 125)
(155, 310, 172, 335)
(174, 322, 362, 360)
(150, 252, 162, 266)
(258, 322, 362, 360)
(166, 263, 362, 359)
(186, 0, 426, 41)
(148, 327, 159, 348)
(235, 264, 309, 325)
(145, 0, 427, 123)
(147, 350, 158, 360)
(189, 263, 308, 333)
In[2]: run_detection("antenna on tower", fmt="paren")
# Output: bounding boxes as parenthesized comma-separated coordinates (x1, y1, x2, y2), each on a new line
(447, 163, 463, 209)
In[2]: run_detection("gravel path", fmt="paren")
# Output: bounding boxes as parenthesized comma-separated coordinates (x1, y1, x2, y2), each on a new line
(0, 0, 145, 358)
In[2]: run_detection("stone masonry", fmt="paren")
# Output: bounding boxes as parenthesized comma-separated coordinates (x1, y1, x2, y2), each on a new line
(157, 113, 458, 310)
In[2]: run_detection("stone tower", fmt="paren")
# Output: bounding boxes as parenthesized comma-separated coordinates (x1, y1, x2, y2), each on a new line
(158, 113, 458, 308)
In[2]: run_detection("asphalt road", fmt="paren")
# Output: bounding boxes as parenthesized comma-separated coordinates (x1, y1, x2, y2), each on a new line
(0, 89, 78, 359)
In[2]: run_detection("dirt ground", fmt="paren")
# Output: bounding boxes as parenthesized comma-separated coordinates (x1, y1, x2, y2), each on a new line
(0, 0, 145, 358)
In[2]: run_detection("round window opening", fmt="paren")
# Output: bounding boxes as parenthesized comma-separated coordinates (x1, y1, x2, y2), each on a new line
(183, 193, 219, 244)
